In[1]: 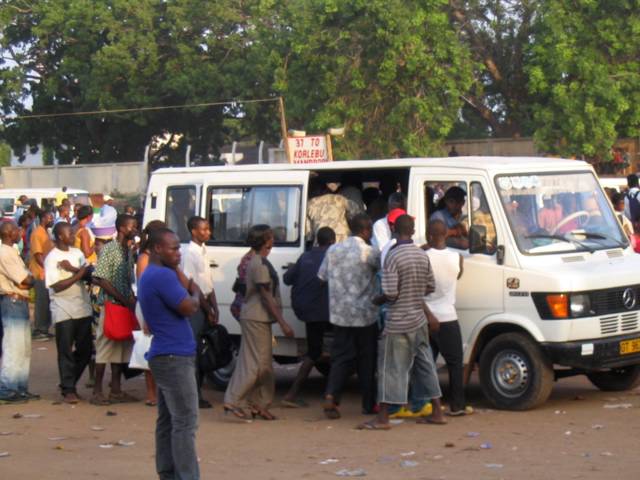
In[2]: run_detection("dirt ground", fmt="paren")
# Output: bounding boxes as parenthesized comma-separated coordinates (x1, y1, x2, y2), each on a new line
(1, 342, 640, 480)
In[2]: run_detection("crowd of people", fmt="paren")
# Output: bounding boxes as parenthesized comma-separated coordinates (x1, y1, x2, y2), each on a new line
(0, 180, 473, 479)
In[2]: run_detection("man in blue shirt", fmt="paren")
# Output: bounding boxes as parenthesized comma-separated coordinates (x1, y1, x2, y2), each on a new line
(138, 227, 201, 480)
(281, 226, 336, 407)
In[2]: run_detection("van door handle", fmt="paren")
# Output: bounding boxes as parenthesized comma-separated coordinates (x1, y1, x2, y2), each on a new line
(209, 261, 219, 268)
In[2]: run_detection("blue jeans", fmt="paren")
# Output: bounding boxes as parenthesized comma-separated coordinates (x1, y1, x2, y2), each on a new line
(149, 355, 199, 480)
(0, 296, 31, 398)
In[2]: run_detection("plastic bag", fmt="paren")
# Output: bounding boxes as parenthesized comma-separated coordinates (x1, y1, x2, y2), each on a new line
(129, 330, 152, 370)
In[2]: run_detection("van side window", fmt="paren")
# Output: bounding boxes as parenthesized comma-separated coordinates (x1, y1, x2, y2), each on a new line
(425, 181, 469, 250)
(166, 185, 197, 243)
(207, 186, 301, 245)
(470, 182, 497, 254)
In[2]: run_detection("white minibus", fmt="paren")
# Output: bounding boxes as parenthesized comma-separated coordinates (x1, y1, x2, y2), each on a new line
(144, 157, 640, 410)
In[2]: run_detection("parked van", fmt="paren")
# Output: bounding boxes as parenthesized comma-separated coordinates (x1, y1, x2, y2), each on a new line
(0, 188, 90, 219)
(143, 157, 640, 410)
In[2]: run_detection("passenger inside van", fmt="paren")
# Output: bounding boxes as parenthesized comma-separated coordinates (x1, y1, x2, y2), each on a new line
(430, 186, 469, 249)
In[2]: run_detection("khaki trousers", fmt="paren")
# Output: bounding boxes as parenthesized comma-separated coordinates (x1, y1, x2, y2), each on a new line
(224, 318, 274, 409)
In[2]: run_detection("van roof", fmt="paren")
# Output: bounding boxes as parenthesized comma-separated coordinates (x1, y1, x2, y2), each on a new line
(152, 156, 591, 176)
(0, 188, 88, 196)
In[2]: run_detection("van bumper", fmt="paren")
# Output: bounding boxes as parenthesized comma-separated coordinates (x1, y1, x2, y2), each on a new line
(542, 332, 640, 370)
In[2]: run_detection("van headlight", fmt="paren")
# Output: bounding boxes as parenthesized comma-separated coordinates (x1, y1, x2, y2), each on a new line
(570, 293, 591, 317)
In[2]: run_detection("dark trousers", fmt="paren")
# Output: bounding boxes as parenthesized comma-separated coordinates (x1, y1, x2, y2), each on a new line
(150, 355, 199, 480)
(55, 317, 93, 395)
(430, 320, 465, 412)
(325, 323, 378, 412)
(34, 279, 52, 334)
(189, 310, 206, 397)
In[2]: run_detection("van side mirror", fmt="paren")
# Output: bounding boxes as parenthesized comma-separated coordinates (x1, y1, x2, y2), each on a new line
(496, 245, 505, 265)
(469, 225, 487, 254)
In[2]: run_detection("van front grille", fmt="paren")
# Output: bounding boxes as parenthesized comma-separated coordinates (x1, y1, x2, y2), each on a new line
(599, 312, 639, 335)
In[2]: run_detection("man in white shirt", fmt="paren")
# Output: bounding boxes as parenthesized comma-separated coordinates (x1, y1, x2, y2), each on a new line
(45, 222, 94, 404)
(372, 192, 406, 250)
(425, 219, 467, 416)
(181, 216, 219, 408)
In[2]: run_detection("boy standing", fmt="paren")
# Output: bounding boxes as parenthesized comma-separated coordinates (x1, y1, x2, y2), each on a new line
(425, 219, 468, 416)
(45, 222, 94, 404)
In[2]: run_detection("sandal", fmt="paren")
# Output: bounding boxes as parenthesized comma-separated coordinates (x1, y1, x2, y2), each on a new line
(90, 393, 110, 406)
(356, 420, 391, 431)
(281, 398, 309, 408)
(323, 403, 341, 420)
(109, 391, 139, 403)
(416, 415, 447, 425)
(251, 407, 277, 421)
(223, 404, 248, 420)
(145, 400, 157, 407)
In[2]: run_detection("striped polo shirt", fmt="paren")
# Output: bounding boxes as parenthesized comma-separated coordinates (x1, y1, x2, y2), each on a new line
(381, 241, 435, 334)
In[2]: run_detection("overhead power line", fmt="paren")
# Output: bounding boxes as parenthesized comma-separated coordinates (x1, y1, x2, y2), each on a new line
(1, 97, 279, 121)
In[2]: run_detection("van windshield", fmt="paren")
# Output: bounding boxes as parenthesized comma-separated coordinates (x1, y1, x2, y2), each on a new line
(496, 172, 628, 254)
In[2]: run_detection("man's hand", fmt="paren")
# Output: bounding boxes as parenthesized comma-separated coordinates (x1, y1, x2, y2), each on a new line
(206, 311, 218, 326)
(58, 260, 75, 272)
(427, 311, 440, 334)
(372, 294, 386, 306)
(280, 321, 295, 338)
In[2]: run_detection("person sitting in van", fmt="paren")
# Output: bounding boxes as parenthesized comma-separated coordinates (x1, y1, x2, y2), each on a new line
(338, 172, 366, 211)
(430, 186, 469, 250)
(306, 177, 363, 244)
(537, 195, 562, 232)
(611, 192, 634, 239)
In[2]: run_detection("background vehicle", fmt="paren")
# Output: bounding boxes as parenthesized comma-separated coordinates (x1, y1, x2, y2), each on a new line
(143, 157, 640, 409)
(0, 187, 90, 219)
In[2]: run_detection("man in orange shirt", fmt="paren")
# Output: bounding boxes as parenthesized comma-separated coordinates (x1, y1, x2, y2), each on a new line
(30, 210, 54, 340)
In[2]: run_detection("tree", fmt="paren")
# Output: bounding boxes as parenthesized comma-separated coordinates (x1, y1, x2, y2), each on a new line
(0, 0, 280, 165)
(448, 0, 539, 139)
(527, 0, 640, 162)
(0, 142, 10, 167)
(267, 0, 474, 159)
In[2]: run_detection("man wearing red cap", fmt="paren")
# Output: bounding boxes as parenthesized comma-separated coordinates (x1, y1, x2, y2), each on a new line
(372, 193, 406, 251)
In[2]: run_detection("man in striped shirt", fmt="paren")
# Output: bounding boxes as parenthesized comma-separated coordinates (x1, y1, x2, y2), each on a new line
(358, 215, 445, 430)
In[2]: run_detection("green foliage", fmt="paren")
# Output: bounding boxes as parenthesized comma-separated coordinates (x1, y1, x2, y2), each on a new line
(0, 142, 11, 167)
(272, 0, 474, 158)
(527, 0, 640, 160)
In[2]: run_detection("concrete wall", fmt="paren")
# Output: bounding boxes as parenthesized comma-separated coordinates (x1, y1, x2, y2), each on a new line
(0, 161, 148, 195)
(444, 137, 540, 157)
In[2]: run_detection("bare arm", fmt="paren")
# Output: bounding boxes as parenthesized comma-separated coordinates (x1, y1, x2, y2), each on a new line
(458, 254, 464, 280)
(93, 277, 132, 307)
(176, 278, 201, 317)
(257, 285, 294, 337)
(79, 229, 95, 259)
(50, 266, 87, 293)
(18, 274, 35, 290)
(34, 252, 45, 269)
(136, 252, 150, 280)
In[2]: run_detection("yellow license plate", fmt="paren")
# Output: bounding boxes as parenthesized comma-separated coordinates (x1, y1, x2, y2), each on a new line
(620, 338, 640, 355)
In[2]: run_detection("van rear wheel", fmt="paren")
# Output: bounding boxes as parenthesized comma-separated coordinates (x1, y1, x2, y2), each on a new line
(587, 365, 640, 391)
(479, 333, 554, 410)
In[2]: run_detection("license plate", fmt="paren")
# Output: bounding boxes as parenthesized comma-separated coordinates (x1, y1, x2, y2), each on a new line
(620, 338, 640, 355)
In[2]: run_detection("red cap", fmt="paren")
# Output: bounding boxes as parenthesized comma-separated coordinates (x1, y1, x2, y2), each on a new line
(387, 208, 407, 225)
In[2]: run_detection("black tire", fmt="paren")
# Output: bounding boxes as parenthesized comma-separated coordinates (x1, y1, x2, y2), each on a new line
(587, 365, 640, 391)
(206, 344, 238, 391)
(479, 332, 554, 410)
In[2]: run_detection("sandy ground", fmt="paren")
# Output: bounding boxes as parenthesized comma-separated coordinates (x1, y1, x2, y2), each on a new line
(1, 342, 640, 480)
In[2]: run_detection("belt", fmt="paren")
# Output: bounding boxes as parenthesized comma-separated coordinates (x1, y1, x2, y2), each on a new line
(2, 292, 29, 302)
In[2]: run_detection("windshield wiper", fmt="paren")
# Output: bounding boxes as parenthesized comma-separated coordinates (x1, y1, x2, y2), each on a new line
(524, 233, 595, 253)
(567, 231, 628, 250)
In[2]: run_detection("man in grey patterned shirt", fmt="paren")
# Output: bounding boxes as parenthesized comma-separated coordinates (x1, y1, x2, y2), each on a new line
(318, 213, 380, 419)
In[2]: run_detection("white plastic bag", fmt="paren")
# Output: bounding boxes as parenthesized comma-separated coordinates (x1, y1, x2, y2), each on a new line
(129, 330, 152, 370)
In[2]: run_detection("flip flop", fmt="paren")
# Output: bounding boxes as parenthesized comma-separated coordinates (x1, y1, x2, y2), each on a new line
(323, 404, 341, 420)
(145, 400, 157, 407)
(281, 398, 309, 408)
(356, 421, 392, 431)
(109, 392, 139, 403)
(90, 393, 110, 406)
(417, 416, 447, 425)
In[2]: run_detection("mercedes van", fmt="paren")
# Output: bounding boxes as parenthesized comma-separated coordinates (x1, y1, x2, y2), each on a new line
(143, 157, 640, 410)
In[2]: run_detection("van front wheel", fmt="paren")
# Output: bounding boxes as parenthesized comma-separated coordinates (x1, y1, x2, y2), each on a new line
(479, 333, 554, 410)
(587, 365, 640, 391)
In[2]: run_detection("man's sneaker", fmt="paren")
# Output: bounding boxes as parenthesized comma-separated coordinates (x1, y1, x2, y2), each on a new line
(20, 391, 40, 400)
(0, 392, 28, 405)
(389, 406, 415, 419)
(199, 398, 212, 409)
(412, 402, 434, 418)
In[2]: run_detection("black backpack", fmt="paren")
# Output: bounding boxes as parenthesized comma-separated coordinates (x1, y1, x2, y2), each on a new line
(627, 190, 640, 222)
(198, 324, 234, 372)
